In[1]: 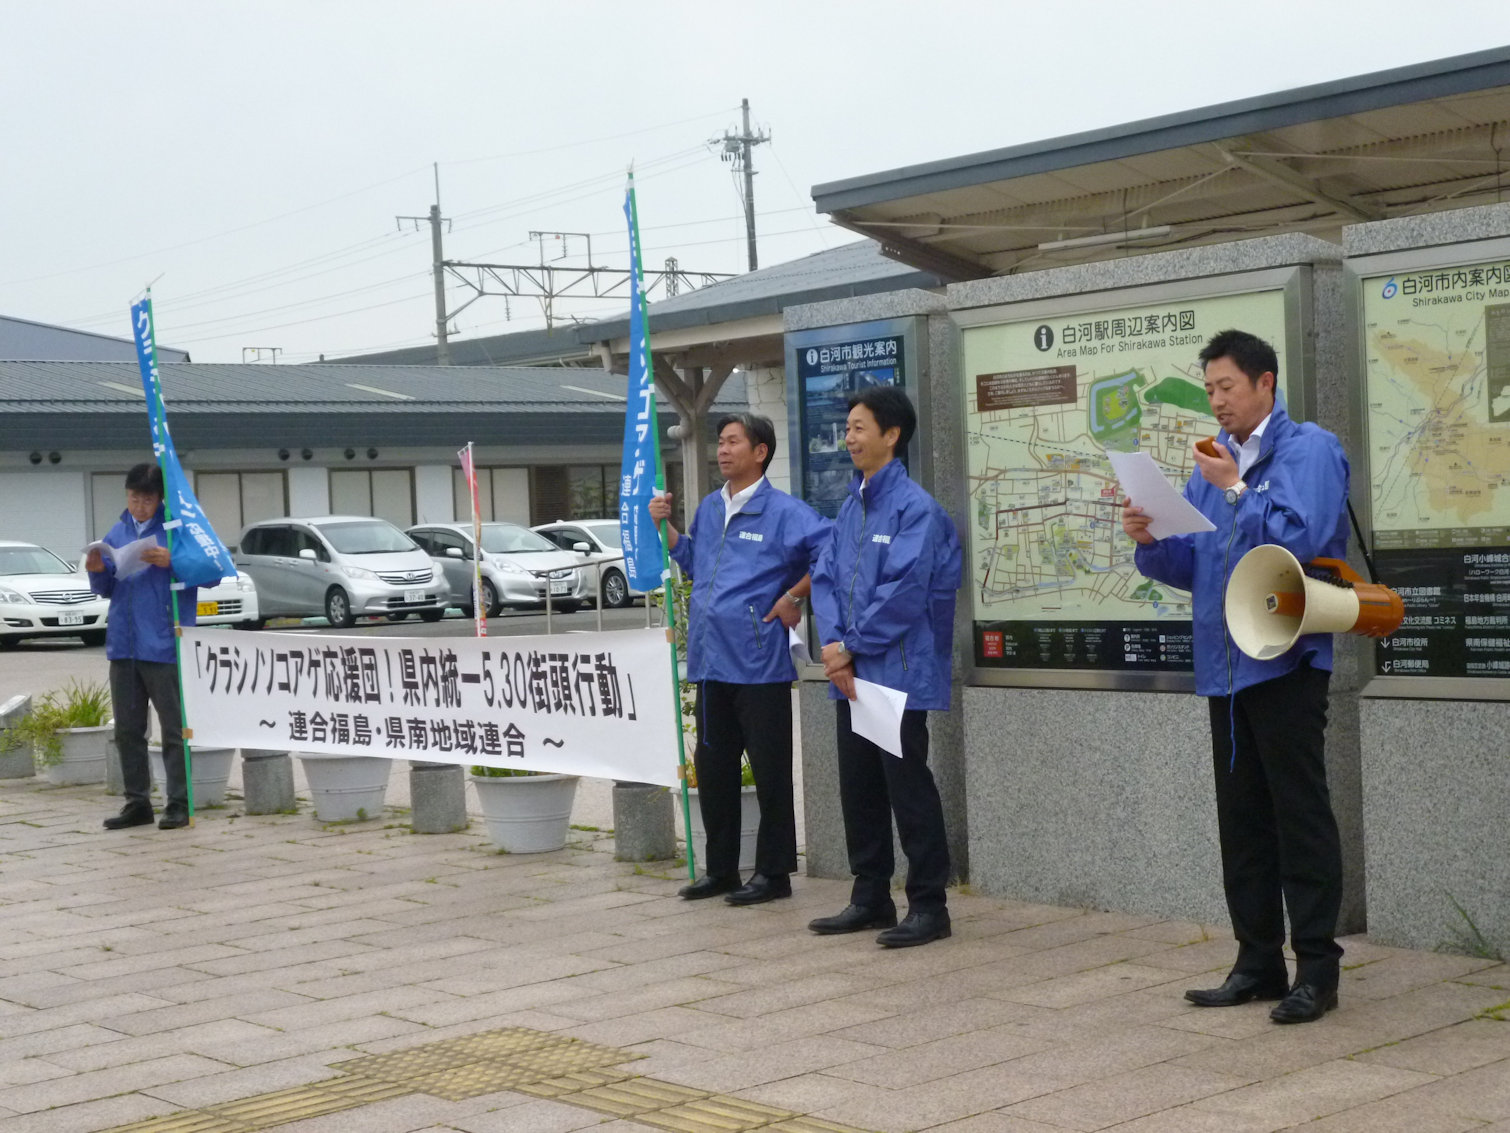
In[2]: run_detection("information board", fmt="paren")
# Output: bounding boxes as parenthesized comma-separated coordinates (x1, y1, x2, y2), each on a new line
(961, 289, 1290, 672)
(1361, 257, 1510, 679)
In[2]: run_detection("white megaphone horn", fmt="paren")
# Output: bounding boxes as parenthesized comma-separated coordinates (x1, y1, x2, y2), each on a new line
(1224, 545, 1405, 661)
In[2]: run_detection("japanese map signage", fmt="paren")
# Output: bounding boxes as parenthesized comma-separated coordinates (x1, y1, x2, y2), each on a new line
(180, 626, 679, 784)
(1361, 256, 1510, 679)
(960, 288, 1290, 673)
(788, 319, 914, 518)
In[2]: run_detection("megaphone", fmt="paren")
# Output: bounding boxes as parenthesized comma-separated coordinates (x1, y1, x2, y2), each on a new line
(1225, 545, 1405, 660)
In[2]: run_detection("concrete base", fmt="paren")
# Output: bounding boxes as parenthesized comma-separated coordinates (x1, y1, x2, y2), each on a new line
(0, 694, 33, 779)
(241, 749, 295, 815)
(1361, 698, 1510, 957)
(408, 762, 468, 834)
(104, 733, 123, 795)
(612, 782, 676, 862)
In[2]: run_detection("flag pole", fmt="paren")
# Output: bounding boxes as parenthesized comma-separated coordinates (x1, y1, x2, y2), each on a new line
(625, 171, 697, 881)
(460, 442, 486, 639)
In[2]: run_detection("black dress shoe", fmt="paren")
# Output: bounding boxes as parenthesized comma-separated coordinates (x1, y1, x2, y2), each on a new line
(103, 803, 154, 830)
(876, 908, 951, 948)
(1270, 982, 1338, 1024)
(725, 873, 791, 906)
(678, 874, 740, 900)
(1184, 972, 1290, 1007)
(808, 903, 898, 935)
(157, 808, 191, 830)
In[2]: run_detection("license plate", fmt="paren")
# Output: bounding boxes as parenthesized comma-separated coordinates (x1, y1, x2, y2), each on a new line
(59, 612, 85, 626)
(404, 589, 424, 604)
(196, 601, 218, 616)
(550, 580, 570, 596)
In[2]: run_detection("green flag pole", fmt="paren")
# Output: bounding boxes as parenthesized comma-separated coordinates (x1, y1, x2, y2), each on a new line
(626, 173, 697, 882)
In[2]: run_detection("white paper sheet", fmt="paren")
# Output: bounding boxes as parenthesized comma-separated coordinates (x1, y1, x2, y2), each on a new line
(850, 678, 908, 758)
(1105, 450, 1216, 540)
(788, 626, 812, 666)
(84, 536, 157, 580)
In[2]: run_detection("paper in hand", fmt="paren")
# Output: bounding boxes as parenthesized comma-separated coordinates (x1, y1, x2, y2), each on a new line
(84, 536, 157, 580)
(1106, 449, 1216, 540)
(850, 678, 908, 758)
(788, 626, 812, 666)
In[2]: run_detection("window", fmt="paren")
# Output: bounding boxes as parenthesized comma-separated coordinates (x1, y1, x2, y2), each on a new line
(293, 528, 330, 562)
(330, 469, 415, 527)
(194, 471, 286, 542)
(453, 467, 530, 525)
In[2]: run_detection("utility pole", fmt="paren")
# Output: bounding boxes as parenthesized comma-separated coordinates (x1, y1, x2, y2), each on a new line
(397, 163, 453, 365)
(713, 98, 770, 271)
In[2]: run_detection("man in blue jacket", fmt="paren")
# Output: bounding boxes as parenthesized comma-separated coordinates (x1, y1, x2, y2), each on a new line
(87, 463, 198, 831)
(809, 386, 963, 948)
(649, 414, 830, 905)
(1123, 329, 1348, 1024)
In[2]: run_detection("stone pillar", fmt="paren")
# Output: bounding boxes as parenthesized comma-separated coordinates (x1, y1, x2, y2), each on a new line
(0, 694, 33, 779)
(104, 733, 124, 795)
(241, 749, 295, 814)
(612, 781, 676, 861)
(409, 761, 468, 833)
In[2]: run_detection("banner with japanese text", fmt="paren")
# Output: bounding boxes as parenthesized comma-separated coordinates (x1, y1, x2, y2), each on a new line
(180, 626, 679, 785)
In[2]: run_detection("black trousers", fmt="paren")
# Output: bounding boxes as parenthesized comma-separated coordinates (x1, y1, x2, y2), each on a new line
(110, 658, 187, 812)
(693, 680, 797, 879)
(1207, 663, 1343, 988)
(835, 701, 950, 913)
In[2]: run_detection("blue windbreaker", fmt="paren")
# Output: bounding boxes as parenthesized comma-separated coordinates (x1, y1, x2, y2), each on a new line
(811, 460, 963, 711)
(670, 480, 831, 685)
(89, 506, 199, 664)
(1134, 401, 1349, 697)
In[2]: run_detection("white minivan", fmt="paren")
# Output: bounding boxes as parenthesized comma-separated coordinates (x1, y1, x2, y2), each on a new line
(233, 516, 449, 628)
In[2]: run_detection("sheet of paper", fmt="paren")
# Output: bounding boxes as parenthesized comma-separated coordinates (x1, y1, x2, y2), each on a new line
(788, 626, 812, 666)
(850, 678, 908, 758)
(1105, 449, 1216, 540)
(84, 536, 157, 580)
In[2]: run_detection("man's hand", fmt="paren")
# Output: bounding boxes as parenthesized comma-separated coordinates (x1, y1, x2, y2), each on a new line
(763, 593, 801, 628)
(142, 545, 171, 568)
(647, 493, 672, 523)
(84, 548, 105, 573)
(821, 642, 856, 701)
(1192, 438, 1240, 490)
(1120, 498, 1156, 546)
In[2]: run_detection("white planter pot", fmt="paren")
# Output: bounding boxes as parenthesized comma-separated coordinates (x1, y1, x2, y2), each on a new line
(297, 754, 391, 821)
(470, 773, 579, 853)
(40, 725, 111, 786)
(685, 785, 760, 874)
(148, 745, 236, 807)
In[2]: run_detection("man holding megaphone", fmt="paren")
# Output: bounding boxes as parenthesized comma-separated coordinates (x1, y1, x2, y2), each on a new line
(1120, 329, 1349, 1025)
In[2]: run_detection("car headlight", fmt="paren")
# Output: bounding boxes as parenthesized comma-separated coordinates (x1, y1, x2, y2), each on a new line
(343, 565, 379, 581)
(0, 587, 32, 604)
(495, 560, 528, 575)
(236, 575, 256, 592)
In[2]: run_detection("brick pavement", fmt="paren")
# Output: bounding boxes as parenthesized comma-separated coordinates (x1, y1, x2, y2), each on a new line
(2, 776, 1507, 1133)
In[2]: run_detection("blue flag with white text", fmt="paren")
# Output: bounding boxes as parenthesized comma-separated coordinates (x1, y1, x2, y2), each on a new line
(617, 177, 668, 593)
(130, 296, 237, 589)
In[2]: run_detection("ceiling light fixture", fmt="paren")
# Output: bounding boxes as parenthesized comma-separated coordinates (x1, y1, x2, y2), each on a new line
(1037, 225, 1172, 252)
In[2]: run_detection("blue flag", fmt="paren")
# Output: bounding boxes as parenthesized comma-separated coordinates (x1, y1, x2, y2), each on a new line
(617, 177, 668, 593)
(130, 296, 237, 589)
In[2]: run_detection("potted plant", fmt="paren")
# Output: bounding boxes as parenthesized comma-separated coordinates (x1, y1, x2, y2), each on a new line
(295, 752, 391, 822)
(683, 751, 761, 874)
(2, 680, 112, 785)
(147, 744, 238, 807)
(469, 766, 579, 853)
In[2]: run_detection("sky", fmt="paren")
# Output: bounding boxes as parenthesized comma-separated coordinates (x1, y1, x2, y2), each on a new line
(3, 1, 1509, 364)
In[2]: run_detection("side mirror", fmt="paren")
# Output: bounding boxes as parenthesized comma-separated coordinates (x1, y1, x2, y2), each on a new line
(298, 548, 317, 562)
(445, 547, 464, 559)
(572, 542, 592, 554)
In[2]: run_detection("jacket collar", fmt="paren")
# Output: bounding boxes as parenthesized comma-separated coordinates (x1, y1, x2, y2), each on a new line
(847, 457, 909, 505)
(736, 477, 771, 515)
(118, 504, 166, 535)
(1216, 396, 1292, 469)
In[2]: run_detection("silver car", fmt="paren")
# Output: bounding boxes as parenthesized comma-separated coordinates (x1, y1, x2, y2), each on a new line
(532, 519, 646, 609)
(407, 523, 588, 616)
(233, 516, 449, 628)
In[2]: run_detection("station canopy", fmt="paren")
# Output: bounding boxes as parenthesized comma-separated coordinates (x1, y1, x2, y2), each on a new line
(812, 47, 1510, 280)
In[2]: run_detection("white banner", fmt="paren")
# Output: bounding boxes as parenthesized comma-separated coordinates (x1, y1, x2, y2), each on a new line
(180, 627, 680, 786)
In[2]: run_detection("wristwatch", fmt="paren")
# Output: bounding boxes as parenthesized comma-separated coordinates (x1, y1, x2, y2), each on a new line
(1224, 480, 1248, 505)
(785, 591, 805, 607)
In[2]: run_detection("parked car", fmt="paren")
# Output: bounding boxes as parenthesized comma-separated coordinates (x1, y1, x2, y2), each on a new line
(0, 541, 110, 648)
(407, 523, 588, 616)
(194, 570, 261, 629)
(233, 516, 448, 629)
(531, 519, 647, 609)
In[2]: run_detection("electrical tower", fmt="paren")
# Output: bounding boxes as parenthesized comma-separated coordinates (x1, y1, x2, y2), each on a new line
(396, 164, 453, 364)
(712, 98, 770, 271)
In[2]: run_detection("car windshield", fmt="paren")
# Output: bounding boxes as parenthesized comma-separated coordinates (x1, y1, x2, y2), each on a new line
(480, 525, 556, 554)
(582, 522, 621, 550)
(316, 521, 415, 555)
(0, 546, 73, 575)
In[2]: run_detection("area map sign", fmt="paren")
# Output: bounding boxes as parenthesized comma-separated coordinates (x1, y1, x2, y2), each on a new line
(961, 289, 1289, 673)
(1362, 256, 1510, 680)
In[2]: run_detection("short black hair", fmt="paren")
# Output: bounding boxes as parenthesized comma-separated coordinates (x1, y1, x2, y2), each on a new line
(847, 385, 916, 451)
(124, 462, 163, 495)
(715, 412, 777, 474)
(1198, 329, 1278, 388)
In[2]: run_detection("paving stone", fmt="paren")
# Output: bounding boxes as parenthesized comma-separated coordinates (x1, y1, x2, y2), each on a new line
(0, 1052, 235, 1114)
(1190, 1058, 1438, 1125)
(999, 1062, 1251, 1130)
(1355, 1018, 1510, 1075)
